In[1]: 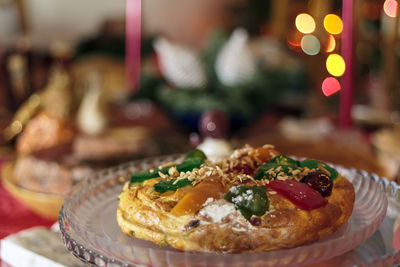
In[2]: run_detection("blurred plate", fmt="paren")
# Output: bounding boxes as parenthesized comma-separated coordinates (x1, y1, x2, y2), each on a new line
(352, 105, 400, 127)
(1, 162, 64, 220)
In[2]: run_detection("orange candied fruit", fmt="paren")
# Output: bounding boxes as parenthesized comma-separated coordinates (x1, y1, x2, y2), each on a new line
(249, 145, 279, 163)
(171, 179, 225, 217)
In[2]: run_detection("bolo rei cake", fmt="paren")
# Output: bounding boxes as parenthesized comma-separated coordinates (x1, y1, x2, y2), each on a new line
(117, 144, 355, 253)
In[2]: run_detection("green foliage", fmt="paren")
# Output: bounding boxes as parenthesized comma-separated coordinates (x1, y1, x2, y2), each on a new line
(139, 31, 307, 128)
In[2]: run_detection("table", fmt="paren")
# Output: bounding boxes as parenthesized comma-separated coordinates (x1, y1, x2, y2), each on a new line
(0, 161, 55, 265)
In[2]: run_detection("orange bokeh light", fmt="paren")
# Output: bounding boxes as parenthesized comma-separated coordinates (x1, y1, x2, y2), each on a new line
(325, 35, 336, 52)
(323, 14, 343, 35)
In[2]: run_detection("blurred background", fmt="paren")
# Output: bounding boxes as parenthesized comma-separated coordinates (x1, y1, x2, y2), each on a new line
(0, 0, 400, 241)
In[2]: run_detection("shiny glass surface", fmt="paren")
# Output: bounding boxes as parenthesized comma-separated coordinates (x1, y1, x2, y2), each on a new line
(59, 155, 393, 266)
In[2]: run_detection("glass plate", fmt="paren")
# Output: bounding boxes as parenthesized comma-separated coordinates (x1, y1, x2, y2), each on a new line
(59, 155, 392, 267)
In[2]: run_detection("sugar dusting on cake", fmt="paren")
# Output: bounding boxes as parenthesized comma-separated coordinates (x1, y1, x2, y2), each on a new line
(198, 199, 260, 233)
(199, 199, 237, 223)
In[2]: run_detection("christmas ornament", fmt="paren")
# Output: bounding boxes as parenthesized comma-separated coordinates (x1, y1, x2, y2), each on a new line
(215, 28, 256, 86)
(154, 38, 207, 89)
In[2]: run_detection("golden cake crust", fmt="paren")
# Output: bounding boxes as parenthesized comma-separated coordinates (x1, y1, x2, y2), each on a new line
(117, 170, 354, 253)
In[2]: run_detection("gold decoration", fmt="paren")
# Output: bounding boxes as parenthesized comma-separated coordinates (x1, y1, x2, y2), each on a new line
(3, 94, 41, 141)
(40, 66, 72, 120)
(4, 65, 73, 141)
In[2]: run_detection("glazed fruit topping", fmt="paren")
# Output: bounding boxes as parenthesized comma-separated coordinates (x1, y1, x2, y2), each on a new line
(154, 179, 192, 193)
(299, 159, 338, 180)
(300, 171, 333, 197)
(269, 154, 299, 167)
(248, 216, 262, 226)
(130, 149, 206, 184)
(231, 164, 255, 175)
(267, 180, 328, 210)
(171, 179, 224, 216)
(225, 186, 269, 219)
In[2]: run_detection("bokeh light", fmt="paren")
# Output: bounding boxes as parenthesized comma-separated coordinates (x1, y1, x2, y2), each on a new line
(287, 31, 303, 50)
(325, 35, 336, 52)
(295, 13, 316, 34)
(323, 14, 343, 35)
(301, 35, 320, 55)
(322, 77, 341, 96)
(384, 0, 398, 18)
(326, 54, 346, 76)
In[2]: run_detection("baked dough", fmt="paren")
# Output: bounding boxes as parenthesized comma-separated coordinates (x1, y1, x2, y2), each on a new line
(117, 145, 355, 253)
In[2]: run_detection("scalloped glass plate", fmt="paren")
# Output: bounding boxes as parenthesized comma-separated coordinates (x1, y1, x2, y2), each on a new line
(59, 155, 391, 267)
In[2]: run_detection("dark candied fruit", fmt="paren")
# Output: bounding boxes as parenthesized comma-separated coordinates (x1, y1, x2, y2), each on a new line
(300, 171, 333, 197)
(231, 164, 255, 175)
(248, 216, 261, 226)
(185, 219, 200, 229)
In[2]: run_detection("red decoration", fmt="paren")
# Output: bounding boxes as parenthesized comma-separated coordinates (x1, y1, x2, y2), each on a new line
(267, 180, 328, 210)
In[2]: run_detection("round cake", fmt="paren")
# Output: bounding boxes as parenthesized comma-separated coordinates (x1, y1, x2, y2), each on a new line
(117, 144, 355, 253)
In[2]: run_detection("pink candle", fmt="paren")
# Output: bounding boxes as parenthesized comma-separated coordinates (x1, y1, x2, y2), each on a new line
(126, 0, 142, 92)
(340, 0, 354, 128)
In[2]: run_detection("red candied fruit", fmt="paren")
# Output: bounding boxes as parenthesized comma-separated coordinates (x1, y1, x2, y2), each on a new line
(267, 180, 328, 210)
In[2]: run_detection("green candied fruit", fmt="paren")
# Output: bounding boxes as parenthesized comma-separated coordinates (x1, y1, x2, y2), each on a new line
(130, 169, 159, 183)
(299, 159, 338, 180)
(130, 153, 205, 184)
(268, 154, 299, 167)
(154, 178, 192, 193)
(224, 186, 269, 219)
(176, 157, 203, 173)
(184, 149, 207, 161)
(254, 163, 299, 180)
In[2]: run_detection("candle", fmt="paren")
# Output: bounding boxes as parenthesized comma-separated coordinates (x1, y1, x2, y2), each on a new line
(383, 0, 399, 109)
(340, 0, 354, 128)
(126, 0, 142, 92)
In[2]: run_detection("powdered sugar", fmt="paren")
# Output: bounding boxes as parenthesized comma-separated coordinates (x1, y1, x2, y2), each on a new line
(232, 226, 247, 232)
(199, 200, 236, 223)
(203, 197, 215, 206)
(230, 187, 254, 204)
